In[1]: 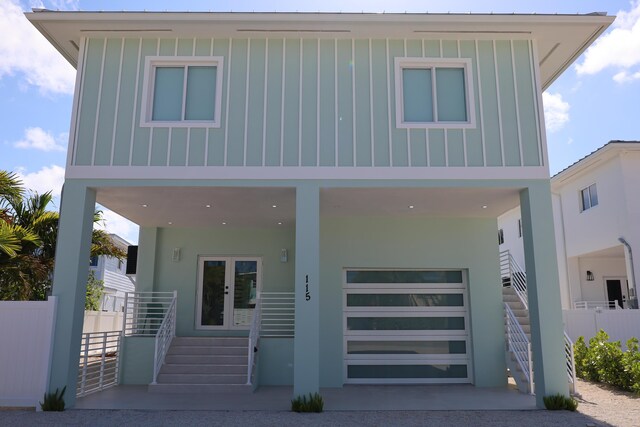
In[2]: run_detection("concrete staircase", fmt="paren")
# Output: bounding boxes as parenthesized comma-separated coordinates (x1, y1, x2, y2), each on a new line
(148, 337, 253, 393)
(502, 286, 533, 394)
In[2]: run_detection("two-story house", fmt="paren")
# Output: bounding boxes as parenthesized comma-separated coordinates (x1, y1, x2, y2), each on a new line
(499, 141, 640, 311)
(89, 234, 135, 312)
(27, 10, 613, 408)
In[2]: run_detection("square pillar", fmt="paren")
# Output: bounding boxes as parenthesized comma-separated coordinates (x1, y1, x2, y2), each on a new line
(520, 182, 569, 407)
(135, 227, 158, 293)
(293, 183, 320, 397)
(48, 181, 96, 408)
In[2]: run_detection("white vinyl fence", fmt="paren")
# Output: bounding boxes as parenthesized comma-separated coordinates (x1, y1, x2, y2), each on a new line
(563, 309, 640, 350)
(0, 298, 57, 408)
(83, 311, 123, 333)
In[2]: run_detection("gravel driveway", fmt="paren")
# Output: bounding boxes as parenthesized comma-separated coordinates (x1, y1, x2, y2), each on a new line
(1, 379, 637, 426)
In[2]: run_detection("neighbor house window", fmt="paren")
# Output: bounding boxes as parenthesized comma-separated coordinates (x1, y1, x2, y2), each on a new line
(89, 256, 98, 267)
(518, 219, 522, 238)
(141, 56, 224, 127)
(395, 58, 475, 128)
(498, 229, 505, 245)
(580, 184, 598, 212)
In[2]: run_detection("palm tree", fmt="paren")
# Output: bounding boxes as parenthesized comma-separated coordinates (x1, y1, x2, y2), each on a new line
(0, 170, 126, 301)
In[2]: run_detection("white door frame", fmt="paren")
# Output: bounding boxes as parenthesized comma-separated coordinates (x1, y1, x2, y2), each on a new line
(195, 256, 262, 330)
(603, 276, 629, 308)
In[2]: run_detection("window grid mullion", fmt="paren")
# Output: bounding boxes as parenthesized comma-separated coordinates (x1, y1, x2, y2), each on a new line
(431, 67, 438, 122)
(181, 66, 188, 120)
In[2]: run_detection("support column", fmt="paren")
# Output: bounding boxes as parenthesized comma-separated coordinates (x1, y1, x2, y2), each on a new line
(293, 183, 320, 397)
(520, 182, 569, 407)
(48, 181, 96, 408)
(135, 227, 158, 293)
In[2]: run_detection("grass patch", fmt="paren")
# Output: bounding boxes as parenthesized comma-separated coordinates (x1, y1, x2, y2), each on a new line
(543, 393, 578, 411)
(291, 392, 324, 413)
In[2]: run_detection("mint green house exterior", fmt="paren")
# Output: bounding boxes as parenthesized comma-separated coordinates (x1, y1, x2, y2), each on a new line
(28, 11, 612, 408)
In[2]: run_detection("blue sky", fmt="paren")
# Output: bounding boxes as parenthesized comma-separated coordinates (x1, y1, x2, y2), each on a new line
(1, 0, 639, 244)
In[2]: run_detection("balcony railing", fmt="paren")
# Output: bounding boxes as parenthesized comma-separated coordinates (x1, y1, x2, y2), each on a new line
(573, 301, 619, 310)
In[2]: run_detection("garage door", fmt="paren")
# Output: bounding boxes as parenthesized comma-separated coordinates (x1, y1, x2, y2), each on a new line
(343, 269, 472, 384)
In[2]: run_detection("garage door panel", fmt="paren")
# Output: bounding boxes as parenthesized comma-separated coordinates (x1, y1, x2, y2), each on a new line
(343, 269, 471, 384)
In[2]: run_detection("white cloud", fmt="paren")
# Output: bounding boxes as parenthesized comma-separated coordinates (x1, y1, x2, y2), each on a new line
(16, 164, 65, 196)
(14, 127, 66, 152)
(95, 207, 140, 245)
(575, 1, 640, 82)
(542, 92, 570, 133)
(0, 0, 76, 95)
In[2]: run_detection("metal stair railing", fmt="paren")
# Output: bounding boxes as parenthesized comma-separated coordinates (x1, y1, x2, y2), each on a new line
(505, 302, 534, 394)
(564, 331, 577, 394)
(151, 291, 177, 385)
(247, 298, 262, 385)
(500, 250, 528, 309)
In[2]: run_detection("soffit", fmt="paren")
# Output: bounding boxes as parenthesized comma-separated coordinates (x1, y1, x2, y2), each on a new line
(26, 11, 614, 90)
(95, 186, 520, 228)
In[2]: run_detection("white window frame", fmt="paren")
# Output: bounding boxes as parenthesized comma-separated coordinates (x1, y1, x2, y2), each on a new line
(140, 56, 224, 128)
(579, 183, 598, 212)
(394, 58, 475, 129)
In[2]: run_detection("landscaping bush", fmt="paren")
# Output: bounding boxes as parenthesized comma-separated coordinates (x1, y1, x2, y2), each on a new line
(291, 392, 324, 412)
(40, 386, 66, 411)
(543, 393, 578, 411)
(574, 330, 640, 394)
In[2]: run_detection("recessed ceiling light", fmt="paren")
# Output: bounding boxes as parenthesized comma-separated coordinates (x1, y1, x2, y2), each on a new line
(408, 205, 414, 209)
(272, 204, 277, 208)
(222, 222, 227, 225)
(482, 205, 488, 209)
(141, 204, 148, 208)
(168, 221, 172, 225)
(205, 204, 211, 208)
(277, 222, 283, 225)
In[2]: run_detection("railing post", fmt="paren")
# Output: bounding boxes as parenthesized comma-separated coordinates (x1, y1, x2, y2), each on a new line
(99, 332, 107, 390)
(80, 333, 89, 396)
(122, 292, 129, 337)
(528, 342, 534, 395)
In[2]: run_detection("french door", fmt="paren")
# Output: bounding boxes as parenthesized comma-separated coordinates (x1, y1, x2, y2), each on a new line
(196, 257, 261, 330)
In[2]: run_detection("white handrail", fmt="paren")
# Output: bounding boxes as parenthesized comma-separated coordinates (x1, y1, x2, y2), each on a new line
(564, 331, 577, 394)
(151, 290, 177, 385)
(504, 303, 533, 394)
(247, 298, 262, 385)
(573, 300, 618, 310)
(500, 250, 528, 309)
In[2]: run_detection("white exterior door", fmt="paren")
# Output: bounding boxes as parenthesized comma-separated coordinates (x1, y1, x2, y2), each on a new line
(343, 269, 472, 384)
(196, 257, 261, 329)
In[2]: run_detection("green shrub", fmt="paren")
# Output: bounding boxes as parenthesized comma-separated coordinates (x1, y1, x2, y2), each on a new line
(40, 386, 66, 411)
(291, 392, 324, 413)
(543, 393, 578, 411)
(574, 330, 640, 394)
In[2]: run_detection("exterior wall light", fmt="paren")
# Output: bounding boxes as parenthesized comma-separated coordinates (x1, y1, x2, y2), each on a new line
(586, 270, 594, 281)
(280, 249, 288, 263)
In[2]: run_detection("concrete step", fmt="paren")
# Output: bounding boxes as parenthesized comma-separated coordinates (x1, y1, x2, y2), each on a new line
(156, 373, 247, 385)
(148, 383, 253, 394)
(160, 363, 247, 375)
(165, 354, 248, 365)
(171, 337, 248, 347)
(168, 345, 247, 356)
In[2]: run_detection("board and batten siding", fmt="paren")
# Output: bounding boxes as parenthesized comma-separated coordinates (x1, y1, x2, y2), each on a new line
(71, 37, 543, 170)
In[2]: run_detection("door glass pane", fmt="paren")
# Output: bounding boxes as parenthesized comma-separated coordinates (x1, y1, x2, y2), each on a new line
(347, 317, 465, 331)
(347, 270, 462, 284)
(347, 293, 463, 307)
(201, 260, 226, 326)
(348, 364, 467, 379)
(233, 260, 257, 326)
(185, 66, 216, 120)
(347, 340, 466, 355)
(402, 68, 433, 122)
(436, 68, 467, 121)
(153, 67, 184, 121)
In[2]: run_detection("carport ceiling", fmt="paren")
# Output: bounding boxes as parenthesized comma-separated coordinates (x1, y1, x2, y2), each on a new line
(96, 186, 521, 227)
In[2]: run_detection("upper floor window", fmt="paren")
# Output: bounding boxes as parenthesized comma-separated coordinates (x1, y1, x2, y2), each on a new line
(580, 184, 598, 212)
(518, 219, 522, 238)
(89, 256, 99, 267)
(141, 57, 224, 128)
(498, 229, 505, 245)
(394, 58, 475, 129)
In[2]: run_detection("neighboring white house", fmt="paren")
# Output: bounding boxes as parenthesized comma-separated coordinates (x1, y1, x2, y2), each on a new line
(89, 234, 135, 311)
(499, 140, 640, 310)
